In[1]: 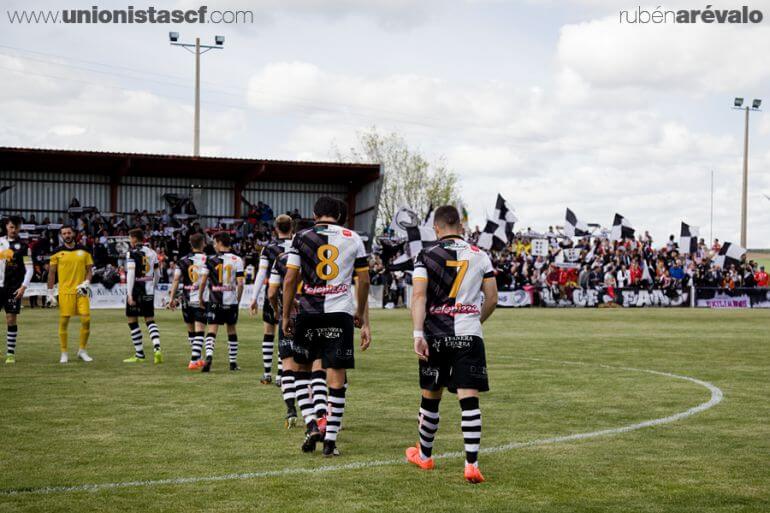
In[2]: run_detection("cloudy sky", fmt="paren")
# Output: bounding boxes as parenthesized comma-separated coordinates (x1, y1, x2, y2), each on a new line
(1, 0, 769, 246)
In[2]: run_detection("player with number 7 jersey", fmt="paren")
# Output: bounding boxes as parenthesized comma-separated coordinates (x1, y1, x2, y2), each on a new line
(406, 205, 498, 484)
(281, 196, 371, 457)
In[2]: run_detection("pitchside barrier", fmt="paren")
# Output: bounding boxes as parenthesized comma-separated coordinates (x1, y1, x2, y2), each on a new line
(21, 283, 770, 310)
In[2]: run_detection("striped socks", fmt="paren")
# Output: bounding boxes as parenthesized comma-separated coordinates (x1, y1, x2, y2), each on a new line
(146, 321, 160, 352)
(294, 371, 314, 425)
(311, 370, 328, 418)
(128, 322, 144, 358)
(262, 334, 274, 375)
(281, 369, 296, 409)
(418, 397, 441, 460)
(204, 332, 216, 358)
(460, 396, 482, 466)
(325, 387, 346, 442)
(187, 331, 194, 349)
(6, 325, 17, 356)
(191, 331, 203, 361)
(227, 333, 238, 364)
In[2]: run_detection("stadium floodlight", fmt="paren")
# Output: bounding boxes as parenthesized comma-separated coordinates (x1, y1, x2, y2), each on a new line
(734, 98, 744, 108)
(753, 99, 762, 110)
(168, 34, 225, 157)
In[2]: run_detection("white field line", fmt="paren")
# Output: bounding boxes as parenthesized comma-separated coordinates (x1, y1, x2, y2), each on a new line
(0, 359, 723, 496)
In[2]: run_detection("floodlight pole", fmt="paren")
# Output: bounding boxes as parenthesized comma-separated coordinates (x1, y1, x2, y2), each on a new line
(194, 37, 200, 157)
(741, 106, 749, 248)
(733, 99, 762, 248)
(170, 35, 224, 157)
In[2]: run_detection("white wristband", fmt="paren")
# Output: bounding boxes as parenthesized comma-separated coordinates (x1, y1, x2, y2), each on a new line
(413, 330, 424, 339)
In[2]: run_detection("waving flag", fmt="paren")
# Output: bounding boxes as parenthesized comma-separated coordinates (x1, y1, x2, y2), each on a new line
(610, 213, 635, 241)
(680, 222, 699, 254)
(564, 208, 590, 238)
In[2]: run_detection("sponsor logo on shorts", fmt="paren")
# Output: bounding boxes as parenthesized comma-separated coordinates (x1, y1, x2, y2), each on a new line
(314, 327, 343, 339)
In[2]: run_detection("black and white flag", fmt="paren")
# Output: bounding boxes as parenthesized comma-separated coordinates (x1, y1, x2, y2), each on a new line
(388, 206, 436, 270)
(714, 242, 746, 269)
(478, 194, 517, 251)
(679, 222, 699, 254)
(610, 213, 635, 241)
(564, 208, 590, 238)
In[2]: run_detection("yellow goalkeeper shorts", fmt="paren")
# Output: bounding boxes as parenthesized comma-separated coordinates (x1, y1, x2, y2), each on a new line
(59, 294, 90, 317)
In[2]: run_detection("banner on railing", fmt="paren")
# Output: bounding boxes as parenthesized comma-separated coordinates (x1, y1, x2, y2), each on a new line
(694, 287, 770, 309)
(534, 287, 689, 308)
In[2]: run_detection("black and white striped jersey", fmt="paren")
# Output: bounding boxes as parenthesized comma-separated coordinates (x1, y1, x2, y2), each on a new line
(126, 245, 159, 296)
(175, 252, 209, 306)
(286, 223, 368, 315)
(268, 252, 296, 321)
(252, 238, 293, 301)
(413, 236, 495, 338)
(0, 237, 31, 290)
(204, 252, 244, 306)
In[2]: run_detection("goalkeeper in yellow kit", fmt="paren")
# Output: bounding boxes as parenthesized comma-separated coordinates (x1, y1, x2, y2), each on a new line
(47, 226, 94, 363)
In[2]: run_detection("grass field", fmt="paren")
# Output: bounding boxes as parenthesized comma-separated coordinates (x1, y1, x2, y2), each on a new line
(0, 308, 768, 513)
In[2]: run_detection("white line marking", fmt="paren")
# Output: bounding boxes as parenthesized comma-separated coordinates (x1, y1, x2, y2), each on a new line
(0, 359, 722, 496)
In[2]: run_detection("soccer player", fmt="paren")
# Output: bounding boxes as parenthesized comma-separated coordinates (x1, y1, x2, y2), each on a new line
(250, 215, 295, 385)
(168, 233, 209, 370)
(405, 205, 498, 484)
(266, 230, 301, 428)
(282, 196, 371, 457)
(47, 225, 94, 364)
(0, 217, 33, 363)
(199, 232, 244, 372)
(123, 228, 163, 364)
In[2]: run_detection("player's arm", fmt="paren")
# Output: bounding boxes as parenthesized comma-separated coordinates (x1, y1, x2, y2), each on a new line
(480, 256, 497, 323)
(411, 273, 429, 361)
(282, 252, 300, 337)
(15, 250, 33, 300)
(197, 268, 209, 306)
(267, 263, 281, 315)
(250, 253, 269, 308)
(46, 254, 58, 306)
(235, 266, 245, 304)
(125, 253, 136, 305)
(168, 268, 182, 310)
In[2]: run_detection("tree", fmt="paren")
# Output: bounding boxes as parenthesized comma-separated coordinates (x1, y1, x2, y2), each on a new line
(333, 127, 461, 231)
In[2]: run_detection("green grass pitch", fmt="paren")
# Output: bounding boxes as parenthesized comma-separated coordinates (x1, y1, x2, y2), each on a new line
(0, 308, 768, 513)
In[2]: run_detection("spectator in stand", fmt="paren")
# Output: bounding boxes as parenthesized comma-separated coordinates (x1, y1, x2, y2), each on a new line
(755, 266, 769, 287)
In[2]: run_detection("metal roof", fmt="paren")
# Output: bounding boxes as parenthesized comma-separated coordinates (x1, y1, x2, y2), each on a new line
(0, 146, 381, 186)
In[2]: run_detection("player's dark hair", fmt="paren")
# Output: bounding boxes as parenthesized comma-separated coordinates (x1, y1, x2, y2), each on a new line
(189, 233, 205, 250)
(274, 214, 294, 235)
(5, 216, 22, 227)
(213, 231, 231, 247)
(337, 199, 348, 225)
(60, 225, 74, 233)
(313, 196, 341, 221)
(433, 205, 461, 228)
(129, 228, 144, 241)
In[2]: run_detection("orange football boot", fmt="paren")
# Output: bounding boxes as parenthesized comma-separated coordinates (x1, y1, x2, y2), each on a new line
(405, 444, 434, 470)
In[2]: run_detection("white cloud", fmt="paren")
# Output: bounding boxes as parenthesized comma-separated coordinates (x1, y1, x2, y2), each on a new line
(558, 14, 770, 94)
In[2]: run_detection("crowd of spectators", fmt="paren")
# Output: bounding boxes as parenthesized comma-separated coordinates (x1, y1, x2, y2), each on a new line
(8, 199, 307, 289)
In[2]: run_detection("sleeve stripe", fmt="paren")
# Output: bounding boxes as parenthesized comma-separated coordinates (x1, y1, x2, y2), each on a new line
(355, 266, 370, 272)
(286, 264, 300, 270)
(413, 277, 428, 282)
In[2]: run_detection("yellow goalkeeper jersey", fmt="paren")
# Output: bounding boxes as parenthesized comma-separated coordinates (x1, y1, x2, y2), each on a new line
(50, 245, 93, 295)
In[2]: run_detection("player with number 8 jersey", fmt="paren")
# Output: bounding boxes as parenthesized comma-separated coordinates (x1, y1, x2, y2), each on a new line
(281, 196, 371, 457)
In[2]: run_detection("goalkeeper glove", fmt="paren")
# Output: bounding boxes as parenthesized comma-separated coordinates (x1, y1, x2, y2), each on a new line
(76, 280, 91, 297)
(46, 289, 58, 307)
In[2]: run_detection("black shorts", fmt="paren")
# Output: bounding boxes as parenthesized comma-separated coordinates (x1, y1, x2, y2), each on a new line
(182, 305, 208, 325)
(293, 312, 355, 369)
(277, 324, 301, 360)
(207, 303, 239, 326)
(0, 287, 21, 315)
(126, 295, 154, 318)
(419, 336, 489, 393)
(262, 296, 276, 324)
